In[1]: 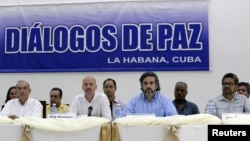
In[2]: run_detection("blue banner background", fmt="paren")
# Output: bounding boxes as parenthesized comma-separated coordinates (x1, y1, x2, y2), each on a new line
(0, 1, 209, 72)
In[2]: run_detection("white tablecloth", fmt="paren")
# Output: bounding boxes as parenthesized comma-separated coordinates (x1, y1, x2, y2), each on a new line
(118, 125, 207, 141)
(0, 124, 208, 141)
(0, 124, 102, 141)
(31, 126, 101, 141)
(0, 114, 223, 141)
(0, 116, 110, 141)
(0, 124, 23, 141)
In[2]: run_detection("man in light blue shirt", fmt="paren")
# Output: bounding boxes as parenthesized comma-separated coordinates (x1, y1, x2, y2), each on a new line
(123, 72, 177, 117)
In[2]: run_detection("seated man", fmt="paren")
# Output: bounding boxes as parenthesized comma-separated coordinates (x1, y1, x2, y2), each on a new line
(103, 78, 126, 120)
(237, 82, 250, 99)
(123, 71, 177, 117)
(172, 81, 200, 115)
(46, 87, 70, 117)
(69, 76, 111, 120)
(205, 73, 250, 119)
(1, 80, 42, 119)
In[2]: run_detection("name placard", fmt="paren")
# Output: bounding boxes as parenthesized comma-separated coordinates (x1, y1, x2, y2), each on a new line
(222, 113, 250, 120)
(48, 113, 76, 119)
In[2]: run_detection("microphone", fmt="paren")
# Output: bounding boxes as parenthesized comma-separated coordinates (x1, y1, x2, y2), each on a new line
(88, 106, 93, 117)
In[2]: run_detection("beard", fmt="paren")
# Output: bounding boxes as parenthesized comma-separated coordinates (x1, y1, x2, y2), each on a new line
(223, 88, 233, 95)
(144, 89, 155, 96)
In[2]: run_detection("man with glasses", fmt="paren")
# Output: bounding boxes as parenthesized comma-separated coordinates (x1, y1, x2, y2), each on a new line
(46, 87, 69, 118)
(204, 73, 250, 119)
(1, 80, 42, 119)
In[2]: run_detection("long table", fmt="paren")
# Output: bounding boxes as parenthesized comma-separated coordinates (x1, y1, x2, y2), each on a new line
(0, 124, 208, 141)
(0, 114, 229, 141)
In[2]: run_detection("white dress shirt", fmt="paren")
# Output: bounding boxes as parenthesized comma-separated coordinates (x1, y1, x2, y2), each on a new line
(69, 92, 111, 120)
(1, 97, 42, 118)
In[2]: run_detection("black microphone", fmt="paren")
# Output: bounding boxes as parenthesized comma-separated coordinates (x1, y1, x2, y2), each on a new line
(88, 106, 93, 117)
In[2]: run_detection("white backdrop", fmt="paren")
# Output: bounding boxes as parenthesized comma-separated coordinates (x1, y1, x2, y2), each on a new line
(1, 0, 250, 113)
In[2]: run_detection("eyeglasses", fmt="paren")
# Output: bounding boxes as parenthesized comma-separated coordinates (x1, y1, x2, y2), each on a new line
(222, 82, 235, 86)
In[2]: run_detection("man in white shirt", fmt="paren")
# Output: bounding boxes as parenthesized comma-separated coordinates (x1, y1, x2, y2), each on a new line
(69, 76, 111, 120)
(1, 80, 42, 119)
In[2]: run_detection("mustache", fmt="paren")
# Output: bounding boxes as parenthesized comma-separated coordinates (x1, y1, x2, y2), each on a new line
(223, 87, 230, 91)
(176, 94, 182, 97)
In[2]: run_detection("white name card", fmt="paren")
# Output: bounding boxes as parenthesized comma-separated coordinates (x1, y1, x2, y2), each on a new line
(48, 113, 76, 119)
(222, 113, 250, 120)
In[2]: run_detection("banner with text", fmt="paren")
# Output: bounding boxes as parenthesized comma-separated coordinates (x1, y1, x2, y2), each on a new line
(0, 0, 209, 72)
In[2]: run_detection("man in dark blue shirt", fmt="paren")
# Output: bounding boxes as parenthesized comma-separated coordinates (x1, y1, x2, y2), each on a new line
(172, 81, 200, 115)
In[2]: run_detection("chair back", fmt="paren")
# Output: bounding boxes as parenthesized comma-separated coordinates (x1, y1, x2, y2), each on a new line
(39, 100, 46, 118)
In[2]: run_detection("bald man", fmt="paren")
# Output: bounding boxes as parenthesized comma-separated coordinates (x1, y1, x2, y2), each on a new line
(69, 76, 111, 120)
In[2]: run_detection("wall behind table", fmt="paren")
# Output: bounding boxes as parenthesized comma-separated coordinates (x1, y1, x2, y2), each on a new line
(1, 0, 250, 112)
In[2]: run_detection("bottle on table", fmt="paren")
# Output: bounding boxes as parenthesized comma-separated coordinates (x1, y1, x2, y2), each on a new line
(115, 103, 122, 119)
(208, 102, 217, 116)
(51, 103, 57, 114)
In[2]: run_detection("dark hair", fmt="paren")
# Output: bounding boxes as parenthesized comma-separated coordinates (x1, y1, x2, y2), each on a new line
(238, 82, 250, 93)
(139, 71, 160, 91)
(222, 72, 239, 85)
(103, 78, 117, 88)
(50, 87, 63, 98)
(5, 86, 16, 103)
(175, 81, 188, 90)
